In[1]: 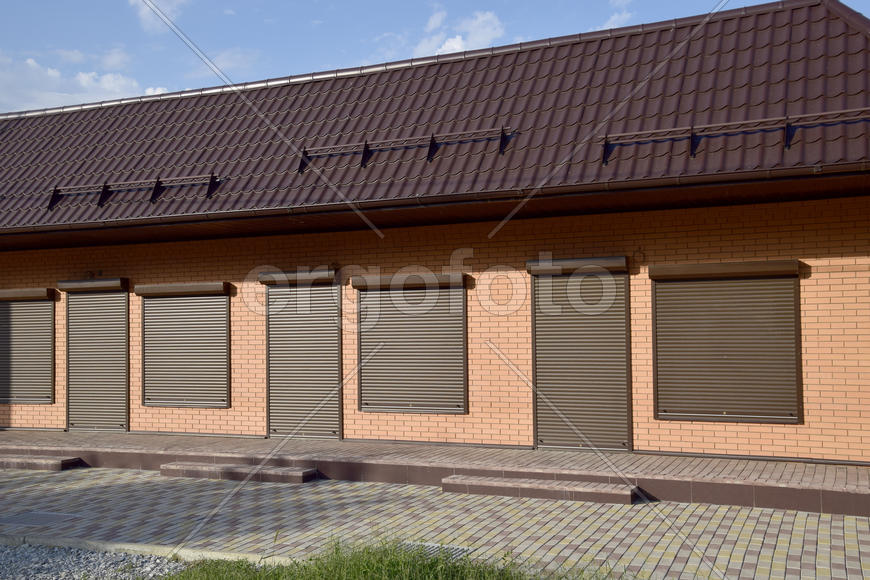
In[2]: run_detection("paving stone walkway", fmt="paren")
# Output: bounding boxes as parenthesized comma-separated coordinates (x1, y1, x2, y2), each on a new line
(0, 468, 868, 579)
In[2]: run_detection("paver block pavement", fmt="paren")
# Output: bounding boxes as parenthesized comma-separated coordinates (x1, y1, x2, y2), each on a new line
(0, 468, 868, 578)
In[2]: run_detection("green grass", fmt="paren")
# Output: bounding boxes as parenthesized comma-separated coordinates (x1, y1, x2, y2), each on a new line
(163, 541, 614, 579)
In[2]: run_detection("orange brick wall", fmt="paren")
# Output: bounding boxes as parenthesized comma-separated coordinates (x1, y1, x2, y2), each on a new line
(0, 195, 867, 461)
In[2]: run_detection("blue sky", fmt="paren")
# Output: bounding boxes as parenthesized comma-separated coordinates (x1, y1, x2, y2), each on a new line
(2, 0, 869, 113)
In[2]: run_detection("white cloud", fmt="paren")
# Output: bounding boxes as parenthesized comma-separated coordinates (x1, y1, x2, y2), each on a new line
(453, 11, 504, 50)
(411, 32, 446, 58)
(425, 10, 447, 33)
(75, 71, 141, 94)
(223, 8, 235, 16)
(188, 47, 259, 79)
(436, 35, 465, 54)
(128, 0, 190, 33)
(214, 48, 256, 71)
(363, 32, 408, 64)
(26, 58, 60, 79)
(145, 86, 169, 95)
(0, 54, 152, 113)
(101, 47, 131, 70)
(56, 49, 86, 64)
(590, 9, 633, 31)
(412, 9, 505, 57)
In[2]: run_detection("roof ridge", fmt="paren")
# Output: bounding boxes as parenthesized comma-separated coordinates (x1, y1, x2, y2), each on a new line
(0, 0, 827, 121)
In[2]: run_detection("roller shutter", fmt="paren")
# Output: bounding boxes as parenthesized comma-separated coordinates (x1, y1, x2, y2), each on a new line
(142, 295, 229, 407)
(531, 259, 630, 450)
(653, 272, 801, 423)
(355, 276, 467, 413)
(267, 284, 341, 437)
(67, 292, 128, 430)
(0, 300, 54, 404)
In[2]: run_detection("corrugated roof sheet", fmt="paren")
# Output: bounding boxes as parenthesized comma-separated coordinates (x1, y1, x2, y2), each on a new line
(0, 0, 868, 233)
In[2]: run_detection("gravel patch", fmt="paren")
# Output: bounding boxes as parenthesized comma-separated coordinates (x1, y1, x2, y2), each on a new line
(0, 543, 188, 579)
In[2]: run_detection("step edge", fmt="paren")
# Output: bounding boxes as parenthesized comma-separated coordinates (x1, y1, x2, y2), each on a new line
(441, 475, 636, 493)
(160, 461, 314, 471)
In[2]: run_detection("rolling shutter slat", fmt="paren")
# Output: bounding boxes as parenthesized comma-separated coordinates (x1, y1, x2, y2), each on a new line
(143, 295, 228, 407)
(67, 293, 128, 430)
(0, 301, 53, 403)
(359, 287, 466, 412)
(533, 274, 630, 450)
(268, 285, 340, 438)
(654, 277, 800, 421)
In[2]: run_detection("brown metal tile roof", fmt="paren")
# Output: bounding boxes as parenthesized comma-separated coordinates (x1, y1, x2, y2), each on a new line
(0, 0, 868, 235)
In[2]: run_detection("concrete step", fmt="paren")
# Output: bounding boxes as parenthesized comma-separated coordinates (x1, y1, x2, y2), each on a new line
(160, 462, 316, 484)
(0, 455, 83, 471)
(442, 474, 637, 504)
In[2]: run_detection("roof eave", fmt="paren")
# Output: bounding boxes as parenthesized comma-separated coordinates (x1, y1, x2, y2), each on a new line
(0, 162, 867, 252)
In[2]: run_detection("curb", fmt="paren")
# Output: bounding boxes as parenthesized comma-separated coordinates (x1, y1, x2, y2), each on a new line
(0, 533, 298, 566)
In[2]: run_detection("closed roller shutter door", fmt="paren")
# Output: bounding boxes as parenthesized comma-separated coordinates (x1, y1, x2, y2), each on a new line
(0, 301, 54, 403)
(533, 273, 630, 450)
(268, 285, 340, 437)
(654, 277, 800, 421)
(359, 287, 466, 412)
(68, 293, 128, 430)
(143, 295, 229, 407)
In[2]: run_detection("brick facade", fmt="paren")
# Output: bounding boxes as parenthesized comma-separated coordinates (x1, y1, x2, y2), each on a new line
(0, 195, 867, 462)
